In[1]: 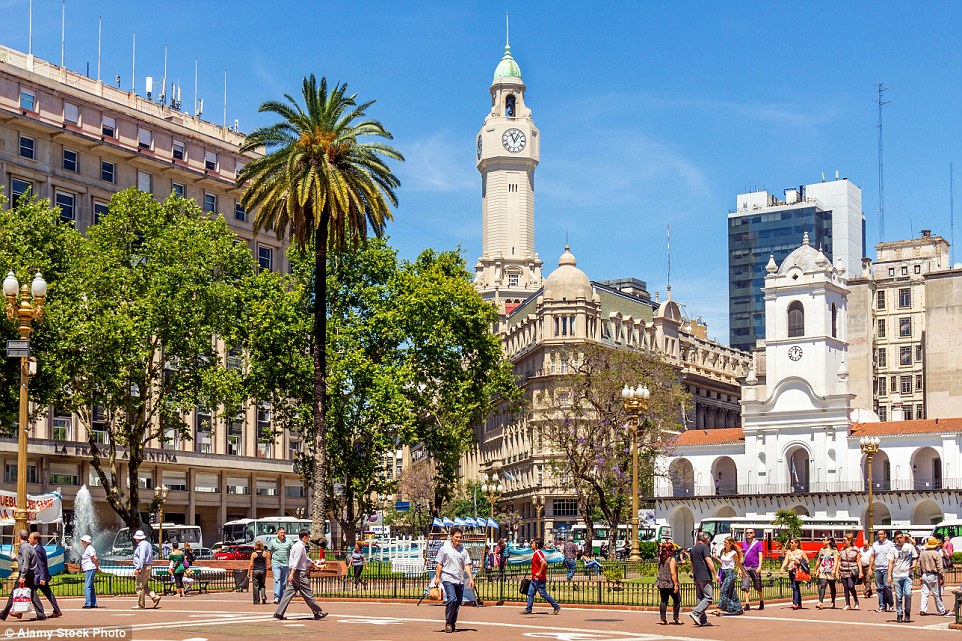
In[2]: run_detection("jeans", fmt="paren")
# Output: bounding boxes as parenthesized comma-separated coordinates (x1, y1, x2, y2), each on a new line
(875, 568, 893, 609)
(692, 580, 714, 622)
(564, 559, 576, 581)
(893, 575, 912, 618)
(525, 578, 559, 611)
(583, 560, 603, 576)
(251, 569, 267, 603)
(920, 573, 945, 614)
(272, 564, 289, 601)
(789, 570, 801, 607)
(84, 569, 97, 607)
(442, 581, 464, 629)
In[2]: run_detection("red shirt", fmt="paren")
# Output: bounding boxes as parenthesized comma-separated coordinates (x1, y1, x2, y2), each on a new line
(531, 549, 547, 580)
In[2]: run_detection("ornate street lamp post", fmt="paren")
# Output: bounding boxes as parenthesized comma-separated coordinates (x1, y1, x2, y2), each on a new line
(481, 474, 503, 542)
(621, 383, 650, 563)
(154, 485, 170, 555)
(859, 436, 881, 542)
(532, 495, 544, 541)
(3, 271, 46, 536)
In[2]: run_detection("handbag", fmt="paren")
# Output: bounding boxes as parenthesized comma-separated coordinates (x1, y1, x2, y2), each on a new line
(794, 567, 811, 582)
(519, 578, 531, 595)
(428, 585, 442, 601)
(12, 580, 33, 615)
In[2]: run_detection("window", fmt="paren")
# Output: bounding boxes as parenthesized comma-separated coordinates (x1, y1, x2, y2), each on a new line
(888, 267, 895, 277)
(49, 464, 79, 486)
(171, 182, 185, 198)
(19, 135, 35, 159)
(172, 140, 185, 161)
(53, 411, 72, 441)
(4, 464, 39, 484)
(904, 405, 913, 420)
(505, 94, 516, 117)
(900, 346, 912, 366)
(138, 128, 153, 150)
(901, 266, 908, 276)
(877, 291, 886, 310)
(19, 89, 36, 111)
(877, 348, 887, 368)
(138, 472, 153, 490)
(877, 318, 886, 338)
(227, 346, 243, 370)
(900, 375, 911, 395)
(285, 484, 305, 498)
(831, 303, 838, 338)
(878, 376, 886, 396)
(878, 406, 887, 421)
(63, 149, 79, 172)
(101, 160, 116, 183)
(10, 178, 31, 203)
(508, 273, 519, 287)
(890, 376, 897, 392)
(916, 404, 924, 420)
(195, 406, 213, 454)
(898, 288, 911, 308)
(899, 317, 912, 337)
(226, 476, 249, 495)
(916, 344, 923, 362)
(204, 192, 217, 213)
(256, 480, 277, 496)
(228, 412, 244, 456)
(256, 402, 272, 458)
(93, 201, 109, 224)
(914, 265, 922, 274)
(787, 301, 804, 337)
(102, 116, 116, 137)
(90, 405, 108, 444)
(64, 102, 79, 124)
(916, 374, 923, 391)
(289, 438, 302, 461)
(55, 191, 75, 223)
(137, 171, 152, 193)
(163, 471, 188, 492)
(257, 246, 273, 272)
(204, 150, 217, 171)
(552, 499, 578, 517)
(234, 202, 247, 222)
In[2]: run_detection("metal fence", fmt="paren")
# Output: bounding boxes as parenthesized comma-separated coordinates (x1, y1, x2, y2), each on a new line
(1, 571, 243, 597)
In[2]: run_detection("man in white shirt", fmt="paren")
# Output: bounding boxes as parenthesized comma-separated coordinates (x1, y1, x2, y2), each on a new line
(870, 530, 894, 612)
(273, 530, 326, 621)
(131, 530, 161, 609)
(80, 535, 100, 608)
(434, 527, 474, 634)
(887, 531, 919, 623)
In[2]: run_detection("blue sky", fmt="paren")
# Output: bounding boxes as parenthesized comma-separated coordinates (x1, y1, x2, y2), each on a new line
(3, 1, 962, 345)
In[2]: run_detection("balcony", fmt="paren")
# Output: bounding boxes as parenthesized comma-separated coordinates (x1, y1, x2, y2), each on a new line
(657, 477, 961, 498)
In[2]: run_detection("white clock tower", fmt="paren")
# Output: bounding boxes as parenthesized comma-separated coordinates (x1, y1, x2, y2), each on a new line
(474, 35, 543, 314)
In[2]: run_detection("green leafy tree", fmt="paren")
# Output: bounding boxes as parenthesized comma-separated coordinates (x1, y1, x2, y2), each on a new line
(772, 508, 803, 545)
(43, 189, 254, 531)
(238, 75, 403, 542)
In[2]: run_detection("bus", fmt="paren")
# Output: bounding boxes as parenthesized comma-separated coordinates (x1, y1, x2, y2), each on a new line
(112, 523, 203, 553)
(932, 519, 962, 552)
(222, 517, 331, 548)
(700, 516, 863, 556)
(571, 522, 672, 555)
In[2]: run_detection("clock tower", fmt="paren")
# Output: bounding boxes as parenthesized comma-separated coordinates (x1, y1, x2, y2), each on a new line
(474, 34, 543, 313)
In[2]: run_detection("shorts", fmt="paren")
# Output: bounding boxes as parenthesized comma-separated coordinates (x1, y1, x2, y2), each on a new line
(741, 566, 762, 593)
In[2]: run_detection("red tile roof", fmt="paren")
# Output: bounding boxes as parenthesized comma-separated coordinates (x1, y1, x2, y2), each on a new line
(850, 417, 962, 437)
(671, 428, 744, 447)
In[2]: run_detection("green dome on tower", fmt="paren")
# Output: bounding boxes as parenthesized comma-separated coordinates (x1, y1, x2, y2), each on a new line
(493, 44, 522, 81)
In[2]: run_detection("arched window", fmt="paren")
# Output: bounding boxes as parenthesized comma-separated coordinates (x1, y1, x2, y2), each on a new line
(788, 301, 804, 337)
(831, 303, 838, 338)
(505, 94, 516, 117)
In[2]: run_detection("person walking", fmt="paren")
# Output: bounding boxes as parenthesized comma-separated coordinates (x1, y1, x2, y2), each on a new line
(434, 526, 474, 633)
(522, 538, 561, 615)
(79, 535, 100, 609)
(781, 538, 807, 610)
(918, 537, 948, 617)
(688, 531, 716, 626)
(838, 533, 862, 610)
(814, 536, 840, 609)
(267, 528, 293, 604)
(249, 541, 268, 604)
(563, 536, 578, 587)
(0, 529, 46, 621)
(655, 541, 682, 625)
(710, 537, 744, 616)
(273, 530, 327, 621)
(740, 528, 764, 611)
(131, 530, 161, 610)
(29, 532, 62, 618)
(859, 539, 874, 599)
(168, 542, 188, 597)
(498, 538, 508, 582)
(887, 530, 918, 623)
(350, 542, 366, 590)
(871, 529, 895, 612)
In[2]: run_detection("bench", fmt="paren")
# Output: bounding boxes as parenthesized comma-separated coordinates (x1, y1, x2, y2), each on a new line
(159, 573, 211, 596)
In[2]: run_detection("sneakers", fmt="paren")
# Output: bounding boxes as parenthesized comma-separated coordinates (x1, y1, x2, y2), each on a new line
(274, 598, 280, 604)
(903, 617, 912, 623)
(553, 607, 561, 615)
(689, 612, 703, 626)
(896, 615, 903, 623)
(521, 610, 533, 615)
(273, 613, 287, 621)
(444, 624, 453, 633)
(314, 612, 327, 620)
(152, 596, 161, 608)
(131, 606, 144, 610)
(843, 605, 850, 611)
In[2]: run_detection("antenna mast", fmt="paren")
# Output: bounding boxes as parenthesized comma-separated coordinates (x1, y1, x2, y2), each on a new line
(60, 0, 65, 68)
(667, 224, 671, 298)
(877, 84, 890, 242)
(96, 16, 101, 81)
(952, 161, 956, 266)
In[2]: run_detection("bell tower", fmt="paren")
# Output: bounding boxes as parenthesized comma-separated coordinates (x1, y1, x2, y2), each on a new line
(474, 24, 543, 314)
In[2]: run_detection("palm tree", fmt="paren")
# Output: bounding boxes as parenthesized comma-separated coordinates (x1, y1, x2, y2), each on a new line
(237, 75, 403, 543)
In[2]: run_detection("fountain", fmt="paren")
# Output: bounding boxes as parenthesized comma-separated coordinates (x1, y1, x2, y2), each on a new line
(71, 485, 97, 562)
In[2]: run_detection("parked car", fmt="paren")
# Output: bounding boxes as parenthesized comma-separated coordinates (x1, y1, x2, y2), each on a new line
(213, 545, 253, 560)
(191, 546, 213, 560)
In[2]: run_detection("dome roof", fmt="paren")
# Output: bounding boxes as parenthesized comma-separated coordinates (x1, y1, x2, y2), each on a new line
(543, 246, 591, 300)
(777, 232, 830, 274)
(493, 44, 522, 81)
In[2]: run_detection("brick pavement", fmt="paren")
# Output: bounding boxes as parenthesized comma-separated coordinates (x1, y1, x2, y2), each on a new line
(1, 592, 955, 641)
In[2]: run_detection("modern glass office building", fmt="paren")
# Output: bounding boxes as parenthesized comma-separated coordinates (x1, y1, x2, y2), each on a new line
(728, 179, 864, 352)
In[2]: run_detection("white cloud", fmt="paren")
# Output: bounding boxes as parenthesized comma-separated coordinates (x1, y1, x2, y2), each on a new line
(396, 130, 476, 194)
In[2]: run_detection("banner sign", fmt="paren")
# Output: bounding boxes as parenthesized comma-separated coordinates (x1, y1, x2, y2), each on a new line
(0, 490, 63, 526)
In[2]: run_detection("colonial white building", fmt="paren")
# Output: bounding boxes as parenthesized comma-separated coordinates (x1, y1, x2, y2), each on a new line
(656, 234, 960, 547)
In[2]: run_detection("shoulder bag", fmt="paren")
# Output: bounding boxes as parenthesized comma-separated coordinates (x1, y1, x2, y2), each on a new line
(519, 577, 531, 595)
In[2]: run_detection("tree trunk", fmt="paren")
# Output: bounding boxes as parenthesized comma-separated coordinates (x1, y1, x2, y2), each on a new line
(310, 219, 330, 545)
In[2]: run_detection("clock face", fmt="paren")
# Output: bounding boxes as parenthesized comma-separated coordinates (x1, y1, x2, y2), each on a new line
(502, 128, 526, 153)
(788, 346, 803, 361)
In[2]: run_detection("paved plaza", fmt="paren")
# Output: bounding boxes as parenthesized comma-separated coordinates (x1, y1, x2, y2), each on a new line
(5, 592, 955, 641)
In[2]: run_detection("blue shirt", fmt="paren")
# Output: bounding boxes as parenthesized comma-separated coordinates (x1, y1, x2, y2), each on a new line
(133, 539, 154, 570)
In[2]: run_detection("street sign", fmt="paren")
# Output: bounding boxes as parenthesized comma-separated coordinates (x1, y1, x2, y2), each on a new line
(5, 340, 29, 358)
(395, 501, 410, 512)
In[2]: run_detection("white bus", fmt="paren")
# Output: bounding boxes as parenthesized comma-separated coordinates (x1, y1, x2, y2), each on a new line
(571, 523, 672, 555)
(112, 523, 203, 553)
(932, 519, 962, 552)
(222, 517, 331, 547)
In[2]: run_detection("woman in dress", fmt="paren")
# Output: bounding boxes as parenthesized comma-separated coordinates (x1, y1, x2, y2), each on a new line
(711, 537, 744, 616)
(655, 541, 682, 625)
(815, 536, 841, 609)
(838, 533, 862, 610)
(781, 538, 808, 610)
